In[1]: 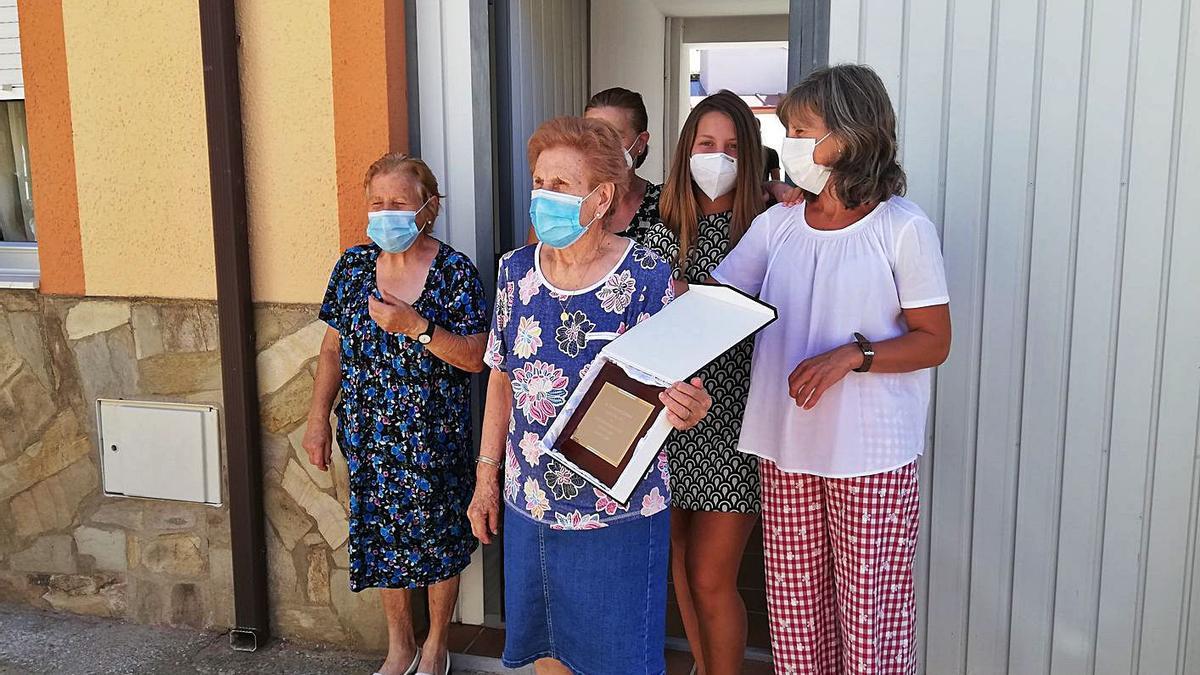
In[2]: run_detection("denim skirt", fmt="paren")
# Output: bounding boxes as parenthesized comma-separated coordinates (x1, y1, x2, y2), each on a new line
(501, 506, 669, 675)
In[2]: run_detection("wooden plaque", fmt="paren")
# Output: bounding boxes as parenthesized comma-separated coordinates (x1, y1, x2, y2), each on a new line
(553, 360, 666, 496)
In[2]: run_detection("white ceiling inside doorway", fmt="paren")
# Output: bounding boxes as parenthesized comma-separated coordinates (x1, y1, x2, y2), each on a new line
(649, 0, 788, 17)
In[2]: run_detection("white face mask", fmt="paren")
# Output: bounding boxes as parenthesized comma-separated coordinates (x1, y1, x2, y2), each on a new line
(622, 139, 637, 169)
(780, 132, 833, 194)
(689, 152, 737, 201)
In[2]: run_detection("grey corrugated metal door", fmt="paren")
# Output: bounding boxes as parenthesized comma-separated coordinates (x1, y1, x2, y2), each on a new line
(830, 1, 1200, 673)
(493, 0, 589, 254)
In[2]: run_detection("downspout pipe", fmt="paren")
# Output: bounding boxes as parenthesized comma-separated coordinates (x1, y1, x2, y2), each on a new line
(198, 0, 270, 651)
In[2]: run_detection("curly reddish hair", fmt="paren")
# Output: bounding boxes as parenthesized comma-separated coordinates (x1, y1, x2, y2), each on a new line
(526, 116, 629, 208)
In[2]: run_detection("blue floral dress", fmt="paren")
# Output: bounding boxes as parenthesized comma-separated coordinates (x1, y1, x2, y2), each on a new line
(319, 241, 489, 591)
(484, 241, 675, 528)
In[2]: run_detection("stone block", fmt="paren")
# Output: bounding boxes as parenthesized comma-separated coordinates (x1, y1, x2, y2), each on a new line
(261, 432, 293, 474)
(10, 535, 76, 574)
(181, 389, 223, 406)
(130, 305, 165, 359)
(304, 545, 331, 605)
(256, 320, 326, 395)
(9, 458, 98, 537)
(331, 444, 351, 507)
(0, 412, 92, 501)
(255, 307, 321, 351)
(127, 576, 166, 625)
(0, 365, 56, 461)
(331, 569, 388, 649)
(138, 533, 206, 578)
(274, 606, 351, 645)
(280, 459, 348, 549)
(6, 311, 50, 389)
(71, 326, 138, 411)
(264, 481, 312, 551)
(73, 525, 127, 571)
(259, 371, 314, 433)
(207, 547, 234, 627)
(169, 582, 204, 627)
(143, 504, 201, 532)
(331, 543, 350, 569)
(159, 304, 220, 353)
(0, 289, 39, 312)
(89, 500, 145, 531)
(266, 527, 299, 599)
(42, 573, 126, 618)
(288, 424, 333, 490)
(64, 301, 130, 340)
(137, 350, 222, 395)
(0, 321, 23, 384)
(207, 512, 231, 549)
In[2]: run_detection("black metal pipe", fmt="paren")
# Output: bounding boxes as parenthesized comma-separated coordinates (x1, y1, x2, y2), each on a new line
(197, 0, 270, 651)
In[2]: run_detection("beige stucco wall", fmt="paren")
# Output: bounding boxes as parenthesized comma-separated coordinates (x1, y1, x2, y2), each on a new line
(236, 1, 341, 304)
(61, 1, 217, 300)
(50, 1, 343, 303)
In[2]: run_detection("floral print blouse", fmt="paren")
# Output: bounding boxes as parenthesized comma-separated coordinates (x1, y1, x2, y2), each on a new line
(485, 241, 675, 529)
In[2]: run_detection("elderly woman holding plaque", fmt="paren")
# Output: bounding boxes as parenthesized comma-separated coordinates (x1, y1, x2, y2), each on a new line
(466, 116, 712, 675)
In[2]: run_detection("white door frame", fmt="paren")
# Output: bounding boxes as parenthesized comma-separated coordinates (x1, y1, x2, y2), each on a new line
(413, 0, 495, 627)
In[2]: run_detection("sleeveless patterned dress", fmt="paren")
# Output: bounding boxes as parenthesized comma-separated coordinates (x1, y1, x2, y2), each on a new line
(620, 182, 662, 243)
(636, 211, 760, 512)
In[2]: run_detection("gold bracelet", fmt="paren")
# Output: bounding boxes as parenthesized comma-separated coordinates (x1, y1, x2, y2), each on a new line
(476, 455, 502, 468)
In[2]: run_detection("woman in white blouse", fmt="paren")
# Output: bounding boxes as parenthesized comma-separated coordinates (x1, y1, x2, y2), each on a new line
(712, 64, 951, 674)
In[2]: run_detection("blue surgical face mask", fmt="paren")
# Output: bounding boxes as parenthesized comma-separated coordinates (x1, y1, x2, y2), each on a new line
(529, 186, 602, 249)
(367, 197, 433, 253)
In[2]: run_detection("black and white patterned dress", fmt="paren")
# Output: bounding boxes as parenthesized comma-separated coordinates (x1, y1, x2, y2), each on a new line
(635, 211, 760, 513)
(619, 182, 662, 244)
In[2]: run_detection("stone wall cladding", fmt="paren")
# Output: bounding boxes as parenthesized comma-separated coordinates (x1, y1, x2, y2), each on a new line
(0, 291, 388, 649)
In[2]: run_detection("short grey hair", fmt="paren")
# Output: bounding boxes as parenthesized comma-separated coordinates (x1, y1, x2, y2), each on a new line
(777, 64, 906, 208)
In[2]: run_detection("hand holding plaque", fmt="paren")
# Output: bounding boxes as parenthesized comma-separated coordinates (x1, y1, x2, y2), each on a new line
(541, 284, 777, 503)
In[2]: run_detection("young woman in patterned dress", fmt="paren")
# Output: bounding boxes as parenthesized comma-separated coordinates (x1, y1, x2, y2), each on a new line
(639, 91, 767, 674)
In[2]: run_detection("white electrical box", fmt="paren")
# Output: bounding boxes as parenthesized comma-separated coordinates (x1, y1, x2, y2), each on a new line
(97, 399, 222, 505)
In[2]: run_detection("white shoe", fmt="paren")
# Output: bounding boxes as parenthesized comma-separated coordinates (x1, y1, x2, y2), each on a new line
(372, 647, 421, 675)
(415, 652, 450, 675)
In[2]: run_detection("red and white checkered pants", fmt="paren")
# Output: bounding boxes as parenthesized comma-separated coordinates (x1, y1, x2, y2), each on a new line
(760, 459, 919, 675)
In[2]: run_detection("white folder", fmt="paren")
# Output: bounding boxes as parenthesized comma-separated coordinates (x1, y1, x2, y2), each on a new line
(541, 284, 777, 503)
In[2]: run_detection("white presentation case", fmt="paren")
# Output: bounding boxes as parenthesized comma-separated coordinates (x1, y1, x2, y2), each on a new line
(541, 284, 776, 503)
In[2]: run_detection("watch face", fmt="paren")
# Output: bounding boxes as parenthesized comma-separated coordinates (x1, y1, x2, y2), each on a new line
(418, 334, 431, 344)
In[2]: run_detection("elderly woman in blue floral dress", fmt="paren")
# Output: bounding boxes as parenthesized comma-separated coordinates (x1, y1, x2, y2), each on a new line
(467, 117, 714, 675)
(304, 154, 488, 675)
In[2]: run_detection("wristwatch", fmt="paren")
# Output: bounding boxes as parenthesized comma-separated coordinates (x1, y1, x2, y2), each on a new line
(852, 332, 874, 372)
(417, 319, 435, 345)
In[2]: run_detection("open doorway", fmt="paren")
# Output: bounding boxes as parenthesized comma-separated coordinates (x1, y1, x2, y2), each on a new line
(687, 41, 790, 183)
(485, 0, 792, 664)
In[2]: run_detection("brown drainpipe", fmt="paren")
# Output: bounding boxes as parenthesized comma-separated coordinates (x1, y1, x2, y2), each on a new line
(197, 0, 270, 651)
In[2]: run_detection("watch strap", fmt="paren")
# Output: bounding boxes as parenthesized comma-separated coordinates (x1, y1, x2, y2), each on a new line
(418, 318, 435, 343)
(852, 332, 874, 373)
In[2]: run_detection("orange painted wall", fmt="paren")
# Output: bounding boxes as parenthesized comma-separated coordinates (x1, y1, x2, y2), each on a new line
(18, 0, 84, 296)
(330, 0, 409, 250)
(18, 1, 412, 302)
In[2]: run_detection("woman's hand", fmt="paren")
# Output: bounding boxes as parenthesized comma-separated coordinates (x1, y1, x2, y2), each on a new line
(788, 344, 863, 410)
(467, 465, 502, 545)
(766, 181, 806, 207)
(301, 415, 333, 472)
(368, 291, 426, 337)
(660, 377, 713, 431)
